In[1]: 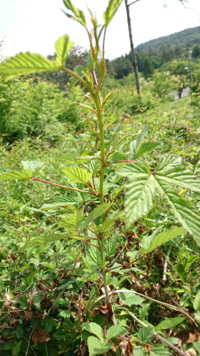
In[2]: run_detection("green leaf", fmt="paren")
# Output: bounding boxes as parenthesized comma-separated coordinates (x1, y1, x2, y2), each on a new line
(118, 162, 150, 177)
(130, 125, 149, 158)
(84, 204, 112, 229)
(103, 0, 123, 26)
(62, 0, 86, 27)
(136, 142, 160, 159)
(18, 296, 28, 309)
(13, 340, 23, 356)
(156, 167, 200, 192)
(155, 317, 185, 331)
(155, 178, 200, 246)
(105, 232, 118, 257)
(59, 211, 83, 234)
(156, 155, 181, 172)
(138, 228, 184, 255)
(21, 161, 44, 171)
(151, 345, 170, 356)
(0, 35, 73, 80)
(133, 346, 145, 356)
(81, 322, 104, 342)
(62, 166, 92, 184)
(137, 327, 154, 343)
(106, 326, 127, 341)
(120, 166, 155, 228)
(118, 290, 144, 306)
(193, 290, 200, 311)
(0, 170, 32, 181)
(87, 336, 111, 356)
(96, 219, 115, 233)
(18, 233, 82, 252)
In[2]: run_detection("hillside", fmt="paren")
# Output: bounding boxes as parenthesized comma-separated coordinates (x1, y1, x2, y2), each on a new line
(136, 26, 200, 52)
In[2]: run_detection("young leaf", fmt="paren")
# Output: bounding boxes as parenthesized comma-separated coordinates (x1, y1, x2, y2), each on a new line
(0, 35, 73, 80)
(103, 0, 123, 26)
(129, 125, 149, 158)
(0, 170, 32, 181)
(87, 336, 111, 356)
(138, 228, 185, 255)
(137, 327, 154, 343)
(18, 234, 78, 252)
(136, 142, 160, 159)
(59, 211, 83, 234)
(105, 232, 118, 257)
(62, 0, 86, 27)
(81, 322, 104, 342)
(155, 317, 185, 331)
(62, 166, 92, 184)
(83, 203, 112, 228)
(96, 219, 115, 233)
(106, 326, 127, 341)
(21, 161, 44, 171)
(155, 178, 200, 246)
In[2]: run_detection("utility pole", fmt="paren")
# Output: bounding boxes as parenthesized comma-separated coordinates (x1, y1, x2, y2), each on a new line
(125, 0, 140, 95)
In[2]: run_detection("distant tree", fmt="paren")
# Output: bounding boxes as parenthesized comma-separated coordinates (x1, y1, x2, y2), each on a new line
(151, 72, 173, 98)
(174, 46, 182, 59)
(170, 61, 190, 99)
(192, 44, 200, 58)
(143, 57, 154, 80)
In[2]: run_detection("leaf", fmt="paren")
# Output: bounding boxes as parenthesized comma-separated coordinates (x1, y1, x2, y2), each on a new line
(193, 291, 200, 312)
(13, 340, 23, 356)
(155, 178, 200, 246)
(130, 125, 149, 158)
(133, 346, 145, 356)
(32, 329, 51, 343)
(124, 171, 155, 229)
(150, 345, 170, 356)
(62, 166, 92, 184)
(136, 142, 160, 159)
(106, 326, 127, 341)
(84, 204, 112, 229)
(62, 0, 86, 27)
(87, 336, 112, 356)
(137, 327, 154, 343)
(21, 161, 44, 171)
(59, 211, 83, 234)
(118, 290, 144, 306)
(156, 155, 181, 172)
(18, 233, 82, 252)
(105, 232, 118, 257)
(0, 170, 32, 181)
(155, 317, 185, 331)
(103, 0, 123, 26)
(138, 228, 185, 255)
(81, 322, 104, 342)
(156, 166, 200, 192)
(96, 219, 115, 233)
(0, 35, 73, 80)
(118, 162, 150, 177)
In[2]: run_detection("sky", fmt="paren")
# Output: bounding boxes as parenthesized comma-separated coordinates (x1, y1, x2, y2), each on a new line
(0, 0, 200, 60)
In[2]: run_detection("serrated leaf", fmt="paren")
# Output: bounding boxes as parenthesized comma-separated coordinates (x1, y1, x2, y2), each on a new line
(84, 204, 112, 229)
(156, 167, 200, 192)
(118, 162, 150, 177)
(81, 322, 104, 342)
(21, 161, 44, 171)
(136, 142, 160, 159)
(133, 346, 145, 356)
(137, 327, 154, 343)
(118, 290, 144, 306)
(150, 345, 170, 356)
(155, 317, 185, 331)
(62, 166, 92, 184)
(40, 203, 76, 211)
(130, 125, 149, 158)
(59, 210, 83, 234)
(193, 291, 200, 311)
(18, 233, 80, 251)
(103, 0, 123, 26)
(63, 0, 86, 27)
(155, 177, 200, 246)
(156, 155, 181, 172)
(138, 228, 184, 255)
(87, 336, 111, 356)
(0, 170, 32, 181)
(96, 219, 115, 233)
(0, 35, 73, 80)
(106, 326, 127, 341)
(109, 152, 126, 162)
(125, 172, 155, 229)
(105, 232, 118, 257)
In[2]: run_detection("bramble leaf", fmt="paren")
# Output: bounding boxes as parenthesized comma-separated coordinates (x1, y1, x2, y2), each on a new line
(87, 336, 111, 356)
(155, 317, 185, 331)
(62, 166, 92, 184)
(62, 0, 86, 27)
(0, 170, 32, 181)
(103, 0, 123, 26)
(59, 211, 83, 234)
(18, 234, 81, 251)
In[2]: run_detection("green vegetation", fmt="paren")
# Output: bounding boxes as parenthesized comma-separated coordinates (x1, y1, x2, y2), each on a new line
(0, 1, 200, 356)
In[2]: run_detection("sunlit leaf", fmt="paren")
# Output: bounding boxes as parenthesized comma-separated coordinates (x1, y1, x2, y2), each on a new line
(0, 170, 32, 181)
(18, 234, 81, 251)
(62, 166, 92, 184)
(103, 0, 123, 26)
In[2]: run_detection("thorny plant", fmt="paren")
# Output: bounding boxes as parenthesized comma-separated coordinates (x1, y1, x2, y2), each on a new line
(0, 1, 200, 355)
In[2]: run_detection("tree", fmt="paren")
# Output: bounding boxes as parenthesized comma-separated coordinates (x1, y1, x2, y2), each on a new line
(192, 44, 200, 58)
(151, 72, 173, 98)
(170, 61, 190, 99)
(143, 57, 154, 80)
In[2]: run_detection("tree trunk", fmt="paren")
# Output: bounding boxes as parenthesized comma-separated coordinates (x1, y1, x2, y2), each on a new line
(125, 0, 140, 95)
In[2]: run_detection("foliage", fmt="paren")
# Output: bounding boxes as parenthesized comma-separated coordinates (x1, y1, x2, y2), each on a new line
(169, 60, 190, 99)
(0, 1, 200, 356)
